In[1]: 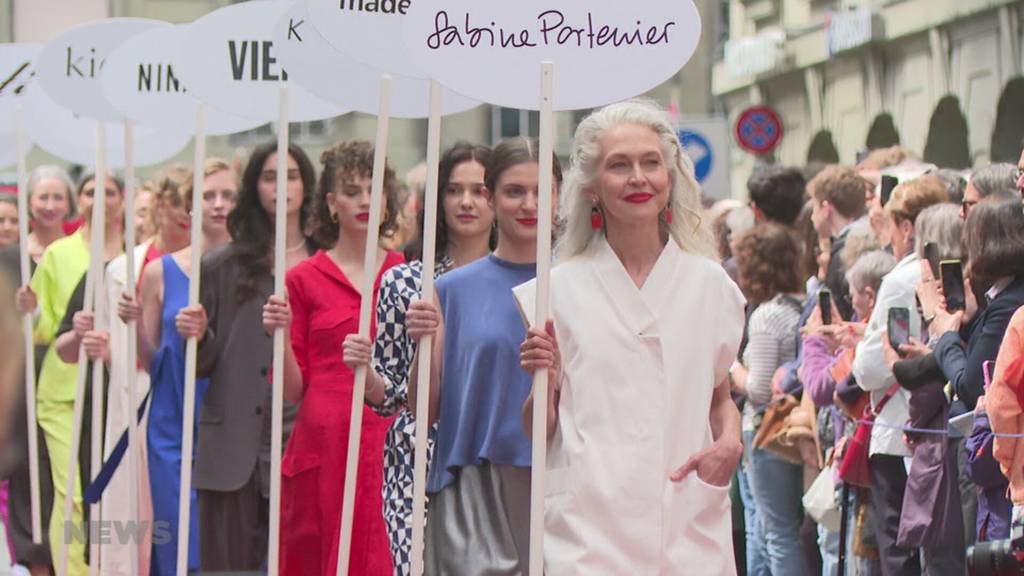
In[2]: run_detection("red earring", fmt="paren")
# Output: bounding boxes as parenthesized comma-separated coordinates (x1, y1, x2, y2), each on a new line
(590, 206, 603, 230)
(665, 209, 674, 225)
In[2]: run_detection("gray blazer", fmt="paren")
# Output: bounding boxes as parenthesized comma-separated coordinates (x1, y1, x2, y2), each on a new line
(194, 243, 298, 495)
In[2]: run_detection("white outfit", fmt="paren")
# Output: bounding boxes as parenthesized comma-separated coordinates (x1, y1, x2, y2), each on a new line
(514, 237, 745, 575)
(97, 243, 154, 575)
(852, 252, 921, 457)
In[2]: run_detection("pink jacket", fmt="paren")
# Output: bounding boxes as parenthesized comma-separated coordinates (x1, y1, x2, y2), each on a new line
(988, 307, 1024, 504)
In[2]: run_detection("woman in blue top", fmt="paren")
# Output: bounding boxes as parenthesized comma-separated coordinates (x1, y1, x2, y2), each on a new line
(405, 137, 562, 576)
(119, 159, 238, 575)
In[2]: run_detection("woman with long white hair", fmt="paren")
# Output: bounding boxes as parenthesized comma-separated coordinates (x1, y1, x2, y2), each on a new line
(518, 99, 746, 574)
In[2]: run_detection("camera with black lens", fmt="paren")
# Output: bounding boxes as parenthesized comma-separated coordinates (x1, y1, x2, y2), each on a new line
(969, 513, 1024, 575)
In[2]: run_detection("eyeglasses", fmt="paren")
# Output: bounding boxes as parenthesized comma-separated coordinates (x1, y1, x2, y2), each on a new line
(961, 198, 978, 213)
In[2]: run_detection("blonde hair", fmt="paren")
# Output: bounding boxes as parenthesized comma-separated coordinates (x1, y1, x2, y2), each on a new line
(857, 145, 918, 171)
(180, 157, 234, 206)
(839, 222, 880, 269)
(557, 99, 715, 261)
(885, 175, 949, 225)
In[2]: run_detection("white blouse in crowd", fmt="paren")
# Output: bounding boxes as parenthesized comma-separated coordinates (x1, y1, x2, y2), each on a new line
(853, 252, 922, 457)
(514, 235, 746, 575)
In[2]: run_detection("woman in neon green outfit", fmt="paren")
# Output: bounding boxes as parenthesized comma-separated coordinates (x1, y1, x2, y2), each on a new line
(20, 173, 124, 575)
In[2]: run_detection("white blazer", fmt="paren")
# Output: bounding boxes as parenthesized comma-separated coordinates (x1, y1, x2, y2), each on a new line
(515, 237, 745, 575)
(97, 241, 154, 576)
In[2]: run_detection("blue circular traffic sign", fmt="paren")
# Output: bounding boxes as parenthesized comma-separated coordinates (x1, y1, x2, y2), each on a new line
(678, 129, 713, 183)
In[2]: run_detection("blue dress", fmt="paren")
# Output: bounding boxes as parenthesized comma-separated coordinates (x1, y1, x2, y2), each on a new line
(147, 255, 209, 574)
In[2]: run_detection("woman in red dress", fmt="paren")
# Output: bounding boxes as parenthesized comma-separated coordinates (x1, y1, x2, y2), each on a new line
(264, 141, 404, 575)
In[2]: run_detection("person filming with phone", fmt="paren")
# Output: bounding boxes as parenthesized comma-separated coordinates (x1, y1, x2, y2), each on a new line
(928, 196, 1024, 412)
(887, 195, 1024, 546)
(852, 175, 949, 573)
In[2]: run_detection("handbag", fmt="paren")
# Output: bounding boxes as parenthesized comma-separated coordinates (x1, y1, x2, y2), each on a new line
(803, 464, 841, 531)
(753, 395, 801, 463)
(754, 393, 819, 466)
(837, 383, 901, 487)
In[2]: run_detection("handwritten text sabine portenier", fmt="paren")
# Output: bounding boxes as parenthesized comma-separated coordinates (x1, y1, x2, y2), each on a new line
(426, 10, 678, 50)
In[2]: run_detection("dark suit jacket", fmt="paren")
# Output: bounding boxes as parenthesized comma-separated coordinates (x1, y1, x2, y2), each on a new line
(932, 277, 1024, 411)
(194, 243, 298, 494)
(894, 278, 1024, 411)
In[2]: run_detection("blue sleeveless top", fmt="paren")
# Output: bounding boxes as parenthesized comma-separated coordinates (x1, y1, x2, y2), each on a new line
(427, 255, 535, 493)
(148, 255, 210, 455)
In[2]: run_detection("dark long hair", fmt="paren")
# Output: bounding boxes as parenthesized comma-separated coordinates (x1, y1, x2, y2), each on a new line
(485, 137, 563, 194)
(404, 141, 494, 262)
(965, 196, 1024, 289)
(486, 137, 564, 247)
(228, 142, 317, 301)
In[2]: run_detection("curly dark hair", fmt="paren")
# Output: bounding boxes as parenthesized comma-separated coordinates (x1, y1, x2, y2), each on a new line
(735, 223, 804, 305)
(228, 142, 317, 302)
(310, 140, 400, 249)
(403, 141, 495, 262)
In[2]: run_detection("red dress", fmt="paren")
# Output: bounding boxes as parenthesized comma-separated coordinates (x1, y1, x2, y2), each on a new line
(280, 250, 404, 576)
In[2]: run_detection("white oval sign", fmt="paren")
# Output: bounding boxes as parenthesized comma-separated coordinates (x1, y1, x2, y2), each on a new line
(175, 0, 347, 123)
(22, 81, 192, 168)
(274, 3, 478, 118)
(35, 18, 166, 122)
(0, 131, 20, 168)
(402, 0, 703, 111)
(306, 0, 425, 79)
(101, 24, 271, 136)
(0, 43, 42, 130)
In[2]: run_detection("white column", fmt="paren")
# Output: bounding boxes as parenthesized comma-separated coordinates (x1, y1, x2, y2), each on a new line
(998, 4, 1021, 86)
(804, 66, 824, 134)
(929, 27, 950, 102)
(864, 49, 884, 120)
(748, 83, 764, 105)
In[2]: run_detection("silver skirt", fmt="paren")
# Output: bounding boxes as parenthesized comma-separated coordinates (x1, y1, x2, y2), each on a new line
(424, 462, 532, 576)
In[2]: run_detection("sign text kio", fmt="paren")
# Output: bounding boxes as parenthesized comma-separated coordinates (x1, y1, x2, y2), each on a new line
(228, 40, 288, 82)
(66, 46, 103, 78)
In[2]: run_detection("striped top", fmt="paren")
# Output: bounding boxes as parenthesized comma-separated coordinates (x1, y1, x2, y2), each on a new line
(742, 293, 803, 431)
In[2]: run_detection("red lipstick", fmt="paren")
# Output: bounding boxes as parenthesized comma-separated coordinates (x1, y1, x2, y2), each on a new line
(624, 193, 654, 204)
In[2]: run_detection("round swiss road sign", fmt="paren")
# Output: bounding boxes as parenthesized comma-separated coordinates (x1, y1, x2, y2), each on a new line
(735, 106, 783, 155)
(678, 129, 713, 183)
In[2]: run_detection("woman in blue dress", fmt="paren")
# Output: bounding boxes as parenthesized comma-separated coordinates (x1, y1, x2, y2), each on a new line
(119, 158, 238, 574)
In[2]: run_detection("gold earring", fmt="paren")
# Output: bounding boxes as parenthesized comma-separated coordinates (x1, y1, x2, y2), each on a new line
(330, 211, 338, 223)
